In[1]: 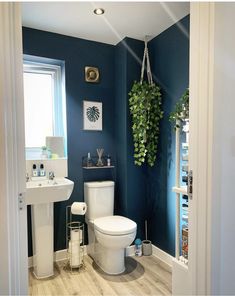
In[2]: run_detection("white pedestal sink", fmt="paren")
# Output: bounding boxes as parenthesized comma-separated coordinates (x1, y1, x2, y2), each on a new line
(26, 177, 74, 279)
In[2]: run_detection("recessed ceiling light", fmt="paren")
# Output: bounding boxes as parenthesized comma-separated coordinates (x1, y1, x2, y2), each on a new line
(94, 8, 105, 15)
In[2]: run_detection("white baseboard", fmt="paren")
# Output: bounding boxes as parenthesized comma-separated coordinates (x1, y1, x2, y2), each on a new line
(28, 244, 173, 271)
(125, 243, 173, 270)
(28, 246, 87, 268)
(152, 244, 173, 269)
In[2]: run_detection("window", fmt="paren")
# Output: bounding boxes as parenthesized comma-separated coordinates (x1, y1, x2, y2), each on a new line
(23, 58, 67, 158)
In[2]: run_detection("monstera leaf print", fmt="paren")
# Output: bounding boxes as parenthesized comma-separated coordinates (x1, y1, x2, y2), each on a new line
(86, 106, 100, 122)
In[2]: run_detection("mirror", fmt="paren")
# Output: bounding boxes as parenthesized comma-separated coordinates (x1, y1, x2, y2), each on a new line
(23, 55, 67, 160)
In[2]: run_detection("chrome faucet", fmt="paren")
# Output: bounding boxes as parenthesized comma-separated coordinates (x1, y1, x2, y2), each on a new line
(26, 173, 29, 182)
(48, 171, 55, 180)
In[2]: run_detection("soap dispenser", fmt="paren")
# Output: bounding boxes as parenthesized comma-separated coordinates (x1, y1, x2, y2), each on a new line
(39, 164, 46, 177)
(32, 164, 38, 177)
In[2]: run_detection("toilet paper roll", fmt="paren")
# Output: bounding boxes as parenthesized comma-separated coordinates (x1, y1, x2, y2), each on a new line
(71, 202, 87, 215)
(71, 229, 83, 244)
(69, 240, 82, 267)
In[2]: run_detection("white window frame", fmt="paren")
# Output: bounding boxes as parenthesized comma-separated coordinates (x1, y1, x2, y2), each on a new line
(23, 58, 67, 159)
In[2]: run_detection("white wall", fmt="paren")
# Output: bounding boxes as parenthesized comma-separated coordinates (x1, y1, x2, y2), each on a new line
(211, 3, 235, 294)
(26, 158, 68, 178)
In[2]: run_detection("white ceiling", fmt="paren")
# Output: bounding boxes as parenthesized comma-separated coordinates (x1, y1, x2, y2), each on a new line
(22, 2, 190, 45)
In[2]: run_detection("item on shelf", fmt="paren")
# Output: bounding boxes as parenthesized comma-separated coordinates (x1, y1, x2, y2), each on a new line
(182, 228, 188, 260)
(87, 152, 93, 167)
(182, 164, 188, 172)
(182, 203, 188, 208)
(182, 142, 189, 150)
(107, 155, 111, 167)
(182, 175, 188, 184)
(182, 214, 188, 222)
(182, 195, 188, 201)
(182, 119, 189, 133)
(182, 153, 188, 161)
(96, 148, 104, 166)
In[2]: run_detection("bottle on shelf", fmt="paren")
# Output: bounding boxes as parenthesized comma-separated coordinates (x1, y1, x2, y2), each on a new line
(182, 194, 188, 201)
(87, 152, 93, 167)
(182, 174, 188, 185)
(107, 155, 111, 166)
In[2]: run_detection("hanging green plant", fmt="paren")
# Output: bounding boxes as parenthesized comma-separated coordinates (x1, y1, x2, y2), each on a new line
(169, 88, 189, 129)
(129, 81, 163, 167)
(128, 38, 163, 167)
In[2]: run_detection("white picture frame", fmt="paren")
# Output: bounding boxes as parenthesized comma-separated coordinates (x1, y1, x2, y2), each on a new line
(83, 100, 102, 131)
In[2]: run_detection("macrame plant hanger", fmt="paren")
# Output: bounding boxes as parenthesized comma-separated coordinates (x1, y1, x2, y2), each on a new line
(140, 36, 153, 85)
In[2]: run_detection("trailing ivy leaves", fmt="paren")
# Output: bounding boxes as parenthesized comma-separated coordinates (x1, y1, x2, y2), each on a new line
(169, 88, 189, 129)
(129, 81, 163, 167)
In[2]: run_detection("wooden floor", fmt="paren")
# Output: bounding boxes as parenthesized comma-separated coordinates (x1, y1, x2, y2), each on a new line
(29, 255, 172, 296)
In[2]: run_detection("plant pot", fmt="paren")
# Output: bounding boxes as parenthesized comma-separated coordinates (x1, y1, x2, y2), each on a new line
(142, 240, 152, 256)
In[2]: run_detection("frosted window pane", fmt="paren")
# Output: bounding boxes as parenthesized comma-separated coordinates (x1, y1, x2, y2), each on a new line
(24, 72, 54, 147)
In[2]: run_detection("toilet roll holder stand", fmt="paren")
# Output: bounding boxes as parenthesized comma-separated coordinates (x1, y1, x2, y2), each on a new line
(65, 205, 85, 272)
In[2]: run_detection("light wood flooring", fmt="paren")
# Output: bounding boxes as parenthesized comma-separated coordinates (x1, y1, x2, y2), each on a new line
(29, 255, 172, 296)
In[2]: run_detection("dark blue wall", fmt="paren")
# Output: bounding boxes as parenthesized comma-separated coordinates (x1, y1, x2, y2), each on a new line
(114, 38, 147, 240)
(147, 15, 190, 256)
(23, 27, 116, 256)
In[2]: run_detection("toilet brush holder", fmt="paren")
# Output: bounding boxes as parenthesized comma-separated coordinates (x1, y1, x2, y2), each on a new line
(142, 240, 152, 256)
(142, 220, 152, 256)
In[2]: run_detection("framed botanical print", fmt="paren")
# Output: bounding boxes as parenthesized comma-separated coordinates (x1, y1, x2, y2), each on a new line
(83, 100, 102, 131)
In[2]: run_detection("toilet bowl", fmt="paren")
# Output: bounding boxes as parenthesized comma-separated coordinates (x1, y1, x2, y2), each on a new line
(94, 216, 137, 274)
(84, 181, 137, 275)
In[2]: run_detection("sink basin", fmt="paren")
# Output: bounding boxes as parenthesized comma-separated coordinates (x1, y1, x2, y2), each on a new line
(26, 177, 74, 205)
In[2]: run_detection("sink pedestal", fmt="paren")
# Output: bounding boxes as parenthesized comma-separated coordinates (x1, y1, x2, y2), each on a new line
(26, 177, 74, 278)
(31, 203, 54, 279)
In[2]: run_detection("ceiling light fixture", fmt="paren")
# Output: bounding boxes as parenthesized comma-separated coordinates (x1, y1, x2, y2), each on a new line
(94, 8, 105, 15)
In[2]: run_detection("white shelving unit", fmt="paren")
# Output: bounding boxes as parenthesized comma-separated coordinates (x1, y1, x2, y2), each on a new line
(172, 120, 190, 295)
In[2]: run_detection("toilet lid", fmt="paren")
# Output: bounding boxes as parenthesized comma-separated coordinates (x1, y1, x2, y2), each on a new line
(94, 216, 137, 235)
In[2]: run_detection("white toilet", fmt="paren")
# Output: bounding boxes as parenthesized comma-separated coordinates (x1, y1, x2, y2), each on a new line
(84, 181, 137, 275)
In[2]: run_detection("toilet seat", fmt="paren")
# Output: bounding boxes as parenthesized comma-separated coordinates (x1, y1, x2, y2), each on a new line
(94, 215, 136, 236)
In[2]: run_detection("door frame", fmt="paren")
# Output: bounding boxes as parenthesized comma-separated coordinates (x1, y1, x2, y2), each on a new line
(0, 2, 219, 295)
(0, 3, 28, 295)
(189, 3, 214, 295)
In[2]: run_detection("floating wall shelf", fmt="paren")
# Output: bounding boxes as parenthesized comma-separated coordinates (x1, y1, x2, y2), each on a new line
(82, 155, 115, 170)
(82, 165, 115, 170)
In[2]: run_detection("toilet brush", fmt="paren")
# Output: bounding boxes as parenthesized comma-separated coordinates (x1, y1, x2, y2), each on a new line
(142, 220, 152, 256)
(145, 220, 148, 241)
